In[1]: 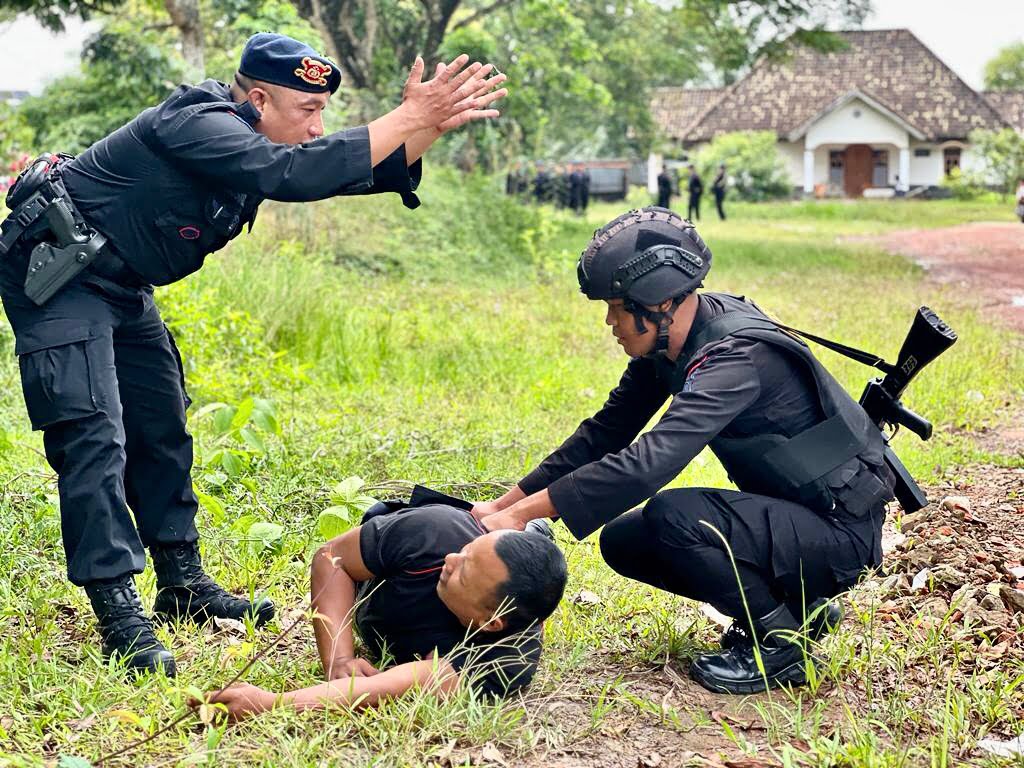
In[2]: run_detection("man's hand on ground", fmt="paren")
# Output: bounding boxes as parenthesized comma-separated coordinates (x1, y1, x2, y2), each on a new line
(325, 655, 379, 680)
(191, 683, 275, 723)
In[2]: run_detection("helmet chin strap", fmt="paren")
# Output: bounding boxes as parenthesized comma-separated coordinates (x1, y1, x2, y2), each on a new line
(624, 295, 687, 353)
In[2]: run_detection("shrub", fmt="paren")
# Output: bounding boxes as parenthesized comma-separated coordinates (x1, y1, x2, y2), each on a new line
(695, 130, 791, 202)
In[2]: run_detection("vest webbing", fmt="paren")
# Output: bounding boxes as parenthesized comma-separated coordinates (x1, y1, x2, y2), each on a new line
(674, 310, 870, 501)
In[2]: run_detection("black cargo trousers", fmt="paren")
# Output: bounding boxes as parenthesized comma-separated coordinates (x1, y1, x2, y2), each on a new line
(1, 250, 198, 586)
(598, 487, 886, 624)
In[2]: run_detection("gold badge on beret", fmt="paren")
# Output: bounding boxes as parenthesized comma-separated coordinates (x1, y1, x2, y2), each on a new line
(295, 56, 332, 87)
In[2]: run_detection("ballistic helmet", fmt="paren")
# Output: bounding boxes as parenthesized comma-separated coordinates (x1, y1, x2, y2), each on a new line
(577, 207, 711, 351)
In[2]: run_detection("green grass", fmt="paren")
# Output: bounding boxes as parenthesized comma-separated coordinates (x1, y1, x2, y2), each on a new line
(0, 185, 1021, 767)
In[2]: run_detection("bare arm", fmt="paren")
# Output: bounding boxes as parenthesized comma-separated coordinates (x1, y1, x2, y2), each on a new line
(310, 527, 378, 679)
(198, 658, 459, 722)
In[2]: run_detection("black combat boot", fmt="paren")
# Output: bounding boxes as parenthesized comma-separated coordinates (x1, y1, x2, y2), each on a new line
(719, 598, 843, 650)
(151, 542, 275, 627)
(690, 603, 812, 694)
(84, 576, 177, 676)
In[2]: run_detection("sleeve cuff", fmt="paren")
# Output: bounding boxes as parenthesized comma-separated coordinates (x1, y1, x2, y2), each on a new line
(518, 467, 554, 497)
(547, 474, 602, 541)
(372, 145, 422, 209)
(358, 522, 384, 575)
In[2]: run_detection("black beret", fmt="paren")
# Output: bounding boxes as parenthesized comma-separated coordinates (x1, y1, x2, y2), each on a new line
(239, 33, 341, 94)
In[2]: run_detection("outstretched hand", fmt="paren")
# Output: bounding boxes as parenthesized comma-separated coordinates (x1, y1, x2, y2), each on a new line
(190, 683, 275, 723)
(402, 55, 507, 133)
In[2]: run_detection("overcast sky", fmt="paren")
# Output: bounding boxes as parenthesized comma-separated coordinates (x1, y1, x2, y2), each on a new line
(1, 0, 1022, 93)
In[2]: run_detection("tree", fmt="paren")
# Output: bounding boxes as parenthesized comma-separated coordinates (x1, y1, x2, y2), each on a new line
(164, 0, 204, 79)
(283, 0, 868, 97)
(695, 130, 790, 201)
(19, 16, 183, 153)
(984, 42, 1024, 91)
(0, 0, 121, 31)
(969, 128, 1024, 198)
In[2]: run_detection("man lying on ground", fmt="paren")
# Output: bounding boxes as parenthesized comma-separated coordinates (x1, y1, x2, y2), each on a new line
(196, 487, 567, 720)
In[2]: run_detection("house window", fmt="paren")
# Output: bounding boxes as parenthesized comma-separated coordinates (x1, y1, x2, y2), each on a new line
(914, 148, 931, 157)
(829, 150, 844, 187)
(872, 150, 889, 186)
(944, 148, 961, 175)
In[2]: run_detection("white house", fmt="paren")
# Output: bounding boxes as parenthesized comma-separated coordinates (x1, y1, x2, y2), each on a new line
(650, 29, 1024, 197)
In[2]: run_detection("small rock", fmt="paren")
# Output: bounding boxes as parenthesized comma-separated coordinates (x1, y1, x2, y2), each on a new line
(911, 567, 931, 592)
(900, 510, 931, 533)
(1000, 585, 1024, 614)
(571, 590, 602, 606)
(940, 496, 972, 516)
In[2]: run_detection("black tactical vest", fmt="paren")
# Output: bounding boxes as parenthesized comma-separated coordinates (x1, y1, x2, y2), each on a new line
(676, 294, 894, 520)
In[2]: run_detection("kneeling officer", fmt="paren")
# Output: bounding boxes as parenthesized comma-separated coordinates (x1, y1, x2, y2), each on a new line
(0, 33, 506, 676)
(476, 207, 897, 694)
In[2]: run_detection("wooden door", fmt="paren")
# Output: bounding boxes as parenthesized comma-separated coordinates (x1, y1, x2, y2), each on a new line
(844, 144, 873, 197)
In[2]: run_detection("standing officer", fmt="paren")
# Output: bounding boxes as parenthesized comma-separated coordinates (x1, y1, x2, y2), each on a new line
(686, 164, 703, 221)
(656, 164, 673, 209)
(712, 163, 727, 221)
(0, 33, 507, 676)
(474, 207, 895, 694)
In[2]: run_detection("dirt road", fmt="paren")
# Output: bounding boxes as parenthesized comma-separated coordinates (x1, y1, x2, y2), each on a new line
(865, 222, 1024, 332)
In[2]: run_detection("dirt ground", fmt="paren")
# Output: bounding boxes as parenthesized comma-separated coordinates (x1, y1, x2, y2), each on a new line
(508, 465, 1024, 768)
(861, 222, 1024, 333)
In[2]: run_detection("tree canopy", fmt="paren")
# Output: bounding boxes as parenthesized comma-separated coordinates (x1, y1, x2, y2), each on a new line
(984, 42, 1024, 91)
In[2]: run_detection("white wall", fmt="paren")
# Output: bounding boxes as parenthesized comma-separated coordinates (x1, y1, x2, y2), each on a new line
(805, 98, 909, 150)
(908, 142, 943, 186)
(776, 141, 803, 187)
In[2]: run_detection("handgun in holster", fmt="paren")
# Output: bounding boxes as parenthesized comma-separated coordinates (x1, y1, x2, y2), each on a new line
(0, 153, 107, 305)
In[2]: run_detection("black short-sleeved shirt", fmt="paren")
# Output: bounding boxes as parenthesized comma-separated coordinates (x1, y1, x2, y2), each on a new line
(355, 504, 542, 698)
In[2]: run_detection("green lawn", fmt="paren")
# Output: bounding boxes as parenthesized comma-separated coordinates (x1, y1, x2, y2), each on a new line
(0, 184, 1021, 766)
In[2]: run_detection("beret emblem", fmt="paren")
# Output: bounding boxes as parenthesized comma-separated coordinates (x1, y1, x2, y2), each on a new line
(295, 56, 332, 87)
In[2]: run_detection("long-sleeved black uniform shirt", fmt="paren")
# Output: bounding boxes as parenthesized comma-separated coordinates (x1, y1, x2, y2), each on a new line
(519, 293, 846, 540)
(61, 80, 421, 286)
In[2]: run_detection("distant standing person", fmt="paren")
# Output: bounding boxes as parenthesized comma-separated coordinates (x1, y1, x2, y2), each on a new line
(1015, 177, 1024, 223)
(687, 164, 703, 221)
(712, 164, 727, 221)
(656, 165, 673, 209)
(533, 162, 550, 204)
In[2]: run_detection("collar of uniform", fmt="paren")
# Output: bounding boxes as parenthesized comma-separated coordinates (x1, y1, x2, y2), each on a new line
(233, 100, 261, 127)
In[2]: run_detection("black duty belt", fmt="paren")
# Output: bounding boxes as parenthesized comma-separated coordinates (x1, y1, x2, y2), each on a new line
(0, 153, 110, 305)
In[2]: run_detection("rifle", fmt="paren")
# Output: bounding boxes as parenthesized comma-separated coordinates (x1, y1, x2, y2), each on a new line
(777, 307, 958, 513)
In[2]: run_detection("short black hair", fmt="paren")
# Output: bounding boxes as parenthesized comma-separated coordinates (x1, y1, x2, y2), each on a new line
(492, 532, 567, 632)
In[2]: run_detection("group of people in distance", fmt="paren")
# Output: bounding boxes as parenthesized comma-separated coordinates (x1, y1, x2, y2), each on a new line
(506, 161, 591, 213)
(659, 163, 728, 221)
(0, 33, 899, 727)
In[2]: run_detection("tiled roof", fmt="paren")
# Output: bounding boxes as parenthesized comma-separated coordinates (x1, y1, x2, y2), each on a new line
(649, 87, 725, 141)
(983, 91, 1024, 133)
(655, 30, 1010, 144)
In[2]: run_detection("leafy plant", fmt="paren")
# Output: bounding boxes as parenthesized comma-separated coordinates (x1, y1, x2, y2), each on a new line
(318, 476, 379, 540)
(194, 397, 281, 484)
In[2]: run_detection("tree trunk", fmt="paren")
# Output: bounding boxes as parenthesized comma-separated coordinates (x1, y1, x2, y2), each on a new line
(164, 0, 204, 81)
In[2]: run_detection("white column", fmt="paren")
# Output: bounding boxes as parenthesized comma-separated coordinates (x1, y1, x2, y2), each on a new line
(898, 147, 910, 192)
(803, 149, 815, 194)
(647, 152, 662, 196)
